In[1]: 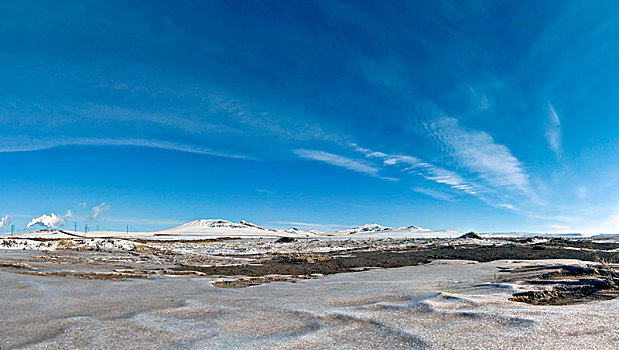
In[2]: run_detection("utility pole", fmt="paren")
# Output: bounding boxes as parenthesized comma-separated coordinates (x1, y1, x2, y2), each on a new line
(85, 224, 88, 233)
(74, 222, 77, 232)
(126, 225, 129, 234)
(11, 224, 14, 234)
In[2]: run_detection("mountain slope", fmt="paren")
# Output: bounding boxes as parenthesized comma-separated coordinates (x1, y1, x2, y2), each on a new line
(330, 223, 446, 237)
(152, 219, 313, 238)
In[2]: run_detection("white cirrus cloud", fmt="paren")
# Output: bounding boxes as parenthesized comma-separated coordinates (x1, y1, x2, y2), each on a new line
(411, 187, 455, 201)
(90, 202, 110, 220)
(546, 103, 562, 157)
(0, 137, 254, 160)
(356, 145, 487, 196)
(27, 210, 72, 229)
(351, 144, 515, 210)
(293, 149, 382, 177)
(427, 117, 532, 194)
(496, 203, 517, 211)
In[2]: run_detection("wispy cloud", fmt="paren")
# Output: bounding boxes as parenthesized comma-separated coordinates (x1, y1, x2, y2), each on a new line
(427, 117, 532, 194)
(370, 152, 475, 191)
(0, 137, 254, 160)
(411, 187, 454, 201)
(293, 149, 383, 177)
(354, 144, 485, 196)
(546, 103, 562, 157)
(496, 203, 517, 211)
(352, 143, 516, 210)
(89, 202, 110, 220)
(468, 86, 491, 110)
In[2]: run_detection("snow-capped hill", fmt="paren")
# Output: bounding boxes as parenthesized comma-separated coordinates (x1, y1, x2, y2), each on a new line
(333, 223, 434, 236)
(334, 224, 392, 235)
(327, 223, 449, 238)
(403, 225, 427, 231)
(280, 227, 324, 236)
(237, 220, 264, 229)
(171, 219, 271, 231)
(152, 218, 303, 238)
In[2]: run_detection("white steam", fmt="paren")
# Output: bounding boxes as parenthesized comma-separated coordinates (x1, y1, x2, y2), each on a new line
(0, 215, 10, 229)
(90, 202, 110, 220)
(27, 210, 73, 229)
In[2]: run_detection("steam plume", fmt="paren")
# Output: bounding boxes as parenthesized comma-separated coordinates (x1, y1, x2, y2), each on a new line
(0, 215, 10, 229)
(27, 210, 72, 229)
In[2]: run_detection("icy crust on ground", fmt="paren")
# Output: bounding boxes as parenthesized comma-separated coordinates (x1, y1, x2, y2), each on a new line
(0, 236, 505, 255)
(0, 238, 137, 252)
(1, 260, 617, 349)
(0, 239, 61, 251)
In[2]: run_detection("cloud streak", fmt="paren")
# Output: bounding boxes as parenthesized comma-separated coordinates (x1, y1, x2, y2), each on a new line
(427, 117, 532, 194)
(546, 103, 562, 156)
(0, 137, 254, 160)
(355, 145, 483, 195)
(352, 144, 516, 210)
(411, 187, 454, 201)
(293, 149, 382, 177)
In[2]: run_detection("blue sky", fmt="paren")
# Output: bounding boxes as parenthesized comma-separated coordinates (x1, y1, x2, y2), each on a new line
(1, 1, 619, 234)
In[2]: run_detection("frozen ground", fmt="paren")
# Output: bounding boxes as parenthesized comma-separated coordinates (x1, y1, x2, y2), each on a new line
(1, 235, 618, 349)
(1, 259, 618, 349)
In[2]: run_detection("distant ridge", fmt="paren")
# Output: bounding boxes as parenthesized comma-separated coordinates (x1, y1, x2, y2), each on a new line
(481, 232, 583, 238)
(332, 223, 431, 236)
(168, 219, 274, 232)
(6, 219, 603, 240)
(153, 219, 454, 238)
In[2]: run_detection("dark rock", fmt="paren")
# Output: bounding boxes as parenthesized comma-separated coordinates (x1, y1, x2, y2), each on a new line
(275, 237, 297, 243)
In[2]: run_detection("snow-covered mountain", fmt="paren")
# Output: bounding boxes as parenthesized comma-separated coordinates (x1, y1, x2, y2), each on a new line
(152, 219, 318, 238)
(7, 219, 462, 240)
(333, 223, 392, 235)
(166, 219, 274, 232)
(331, 223, 436, 237)
(153, 219, 457, 239)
